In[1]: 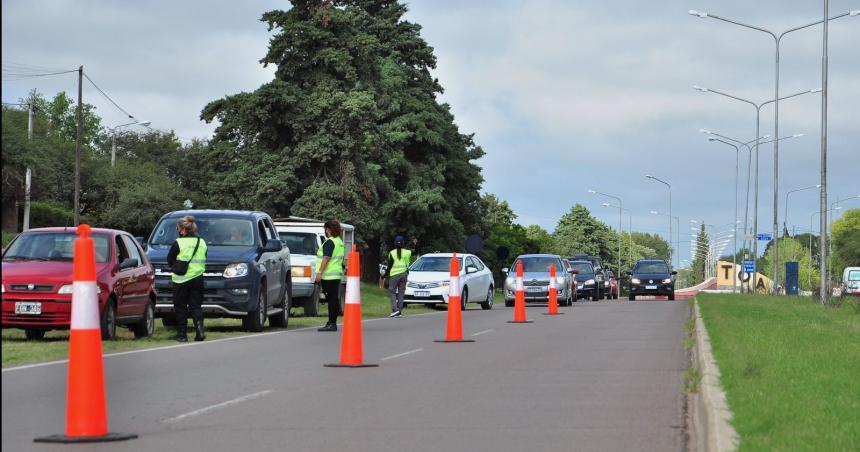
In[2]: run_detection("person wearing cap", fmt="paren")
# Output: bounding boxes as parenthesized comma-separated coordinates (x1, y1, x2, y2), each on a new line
(383, 235, 412, 317)
(316, 219, 345, 331)
(167, 215, 208, 342)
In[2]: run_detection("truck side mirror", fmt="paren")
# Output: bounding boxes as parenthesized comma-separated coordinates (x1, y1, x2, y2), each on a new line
(135, 236, 147, 251)
(501, 267, 509, 274)
(263, 240, 283, 252)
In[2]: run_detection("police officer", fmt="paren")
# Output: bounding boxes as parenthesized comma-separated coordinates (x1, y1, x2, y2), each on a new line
(316, 219, 345, 331)
(384, 235, 411, 317)
(168, 215, 208, 342)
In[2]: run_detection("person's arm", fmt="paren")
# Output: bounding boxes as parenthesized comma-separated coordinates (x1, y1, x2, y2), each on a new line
(383, 253, 395, 279)
(167, 241, 180, 266)
(315, 240, 335, 283)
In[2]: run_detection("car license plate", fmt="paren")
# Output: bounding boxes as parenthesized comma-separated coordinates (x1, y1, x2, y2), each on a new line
(645, 285, 658, 290)
(414, 290, 430, 297)
(577, 284, 584, 290)
(15, 302, 42, 315)
(526, 286, 543, 293)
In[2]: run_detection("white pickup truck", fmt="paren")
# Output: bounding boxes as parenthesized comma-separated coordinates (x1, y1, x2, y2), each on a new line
(273, 217, 355, 316)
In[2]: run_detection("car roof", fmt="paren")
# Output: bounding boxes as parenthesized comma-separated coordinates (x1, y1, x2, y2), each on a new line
(19, 227, 124, 236)
(515, 254, 560, 259)
(162, 210, 267, 220)
(636, 259, 668, 264)
(568, 259, 594, 265)
(417, 253, 474, 259)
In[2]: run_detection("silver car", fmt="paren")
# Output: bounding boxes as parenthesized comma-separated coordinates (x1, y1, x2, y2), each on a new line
(503, 254, 574, 307)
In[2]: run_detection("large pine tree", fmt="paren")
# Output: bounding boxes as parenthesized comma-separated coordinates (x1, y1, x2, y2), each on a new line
(200, 0, 485, 276)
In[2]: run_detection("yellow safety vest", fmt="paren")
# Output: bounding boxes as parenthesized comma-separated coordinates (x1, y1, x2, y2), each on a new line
(316, 236, 345, 280)
(172, 237, 207, 284)
(388, 249, 412, 276)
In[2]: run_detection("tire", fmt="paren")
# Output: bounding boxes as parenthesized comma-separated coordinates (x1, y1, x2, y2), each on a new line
(591, 292, 599, 302)
(461, 288, 469, 310)
(505, 299, 514, 307)
(100, 299, 117, 340)
(426, 303, 436, 309)
(133, 302, 155, 338)
(668, 292, 675, 301)
(161, 314, 177, 328)
(24, 329, 45, 340)
(244, 285, 267, 332)
(480, 286, 494, 310)
(270, 277, 291, 328)
(629, 294, 635, 301)
(303, 284, 320, 317)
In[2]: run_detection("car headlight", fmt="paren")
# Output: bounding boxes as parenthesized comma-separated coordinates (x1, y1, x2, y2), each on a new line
(631, 278, 641, 284)
(662, 278, 673, 284)
(58, 284, 102, 294)
(291, 266, 312, 278)
(223, 263, 249, 278)
(556, 276, 565, 285)
(585, 279, 595, 285)
(505, 277, 514, 286)
(438, 280, 450, 287)
(604, 281, 610, 287)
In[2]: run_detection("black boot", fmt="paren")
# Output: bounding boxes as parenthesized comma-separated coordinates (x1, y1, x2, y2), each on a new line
(175, 326, 188, 342)
(194, 320, 206, 342)
(317, 323, 337, 332)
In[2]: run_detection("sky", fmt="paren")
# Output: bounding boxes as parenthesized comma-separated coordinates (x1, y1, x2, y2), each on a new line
(3, 0, 858, 264)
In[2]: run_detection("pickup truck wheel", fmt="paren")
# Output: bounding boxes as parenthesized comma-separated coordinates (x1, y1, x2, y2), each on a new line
(244, 287, 266, 332)
(24, 330, 46, 340)
(304, 284, 320, 317)
(100, 299, 117, 340)
(270, 277, 290, 328)
(133, 302, 155, 338)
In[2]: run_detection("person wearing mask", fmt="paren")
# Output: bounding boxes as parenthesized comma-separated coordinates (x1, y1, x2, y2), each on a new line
(316, 219, 345, 331)
(167, 215, 208, 342)
(383, 235, 412, 317)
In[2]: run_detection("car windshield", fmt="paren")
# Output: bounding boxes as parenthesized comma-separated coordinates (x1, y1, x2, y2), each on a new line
(634, 261, 670, 274)
(279, 232, 318, 255)
(150, 217, 255, 246)
(410, 256, 463, 272)
(513, 257, 560, 273)
(568, 261, 594, 274)
(2, 232, 110, 263)
(848, 270, 860, 281)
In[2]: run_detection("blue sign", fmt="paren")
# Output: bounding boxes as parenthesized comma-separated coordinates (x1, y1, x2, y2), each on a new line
(756, 233, 773, 241)
(743, 260, 756, 272)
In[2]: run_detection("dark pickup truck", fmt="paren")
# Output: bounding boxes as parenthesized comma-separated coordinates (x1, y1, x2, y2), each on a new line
(144, 210, 291, 331)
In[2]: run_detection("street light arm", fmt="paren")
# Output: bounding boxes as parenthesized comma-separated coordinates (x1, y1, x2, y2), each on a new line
(778, 12, 852, 39)
(760, 88, 822, 108)
(694, 86, 759, 109)
(703, 13, 778, 40)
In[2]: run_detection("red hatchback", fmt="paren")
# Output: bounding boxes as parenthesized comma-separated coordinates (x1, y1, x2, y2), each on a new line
(1, 227, 156, 340)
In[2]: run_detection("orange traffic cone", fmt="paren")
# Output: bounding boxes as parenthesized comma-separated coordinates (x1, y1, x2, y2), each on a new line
(435, 253, 475, 343)
(543, 263, 564, 315)
(508, 260, 533, 323)
(325, 246, 378, 368)
(35, 225, 137, 443)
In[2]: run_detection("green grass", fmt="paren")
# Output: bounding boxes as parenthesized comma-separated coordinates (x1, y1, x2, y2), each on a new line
(1, 283, 446, 368)
(697, 293, 860, 451)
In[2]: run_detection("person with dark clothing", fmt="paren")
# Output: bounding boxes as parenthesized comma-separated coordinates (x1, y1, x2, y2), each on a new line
(383, 235, 412, 317)
(168, 215, 208, 342)
(316, 219, 345, 331)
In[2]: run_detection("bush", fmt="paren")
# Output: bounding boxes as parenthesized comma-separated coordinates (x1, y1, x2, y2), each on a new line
(27, 201, 94, 229)
(2, 231, 17, 249)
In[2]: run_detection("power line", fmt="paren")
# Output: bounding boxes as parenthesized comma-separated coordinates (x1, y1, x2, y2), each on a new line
(1, 68, 77, 81)
(82, 72, 136, 121)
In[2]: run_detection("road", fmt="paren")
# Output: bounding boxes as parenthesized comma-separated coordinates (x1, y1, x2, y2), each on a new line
(2, 300, 689, 452)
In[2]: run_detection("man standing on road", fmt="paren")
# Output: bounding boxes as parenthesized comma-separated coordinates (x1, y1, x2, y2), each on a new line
(384, 235, 411, 318)
(316, 219, 345, 331)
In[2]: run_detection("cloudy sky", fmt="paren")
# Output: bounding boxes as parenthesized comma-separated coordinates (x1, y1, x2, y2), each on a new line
(3, 0, 858, 263)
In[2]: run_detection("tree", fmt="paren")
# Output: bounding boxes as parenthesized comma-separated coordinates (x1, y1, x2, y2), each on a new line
(525, 224, 554, 253)
(200, 1, 485, 280)
(552, 204, 614, 259)
(831, 208, 860, 280)
(629, 232, 670, 262)
(690, 224, 709, 285)
(758, 236, 820, 292)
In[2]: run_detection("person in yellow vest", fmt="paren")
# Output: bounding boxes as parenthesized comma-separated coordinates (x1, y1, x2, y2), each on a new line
(384, 235, 412, 317)
(167, 215, 208, 342)
(315, 219, 345, 331)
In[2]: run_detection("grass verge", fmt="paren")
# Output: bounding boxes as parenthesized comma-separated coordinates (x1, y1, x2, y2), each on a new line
(697, 293, 860, 451)
(2, 283, 476, 368)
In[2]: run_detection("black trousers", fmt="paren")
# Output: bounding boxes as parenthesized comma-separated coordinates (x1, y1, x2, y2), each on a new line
(174, 275, 204, 330)
(320, 279, 341, 326)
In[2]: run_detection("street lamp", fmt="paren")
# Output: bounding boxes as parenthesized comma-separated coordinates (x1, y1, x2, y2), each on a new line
(589, 189, 623, 276)
(645, 174, 672, 267)
(650, 210, 679, 271)
(110, 120, 151, 167)
(706, 137, 740, 292)
(690, 8, 858, 300)
(604, 203, 633, 267)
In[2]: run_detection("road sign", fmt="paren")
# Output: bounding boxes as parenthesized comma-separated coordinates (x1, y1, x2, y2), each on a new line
(756, 233, 773, 241)
(743, 260, 756, 272)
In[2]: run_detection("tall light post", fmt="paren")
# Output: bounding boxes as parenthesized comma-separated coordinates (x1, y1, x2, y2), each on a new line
(650, 211, 679, 271)
(784, 184, 820, 279)
(603, 203, 633, 267)
(110, 120, 151, 167)
(689, 8, 858, 300)
(694, 86, 819, 293)
(645, 174, 672, 267)
(589, 189, 623, 276)
(706, 137, 739, 293)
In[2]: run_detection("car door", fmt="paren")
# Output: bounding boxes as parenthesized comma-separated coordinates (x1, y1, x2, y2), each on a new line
(257, 219, 278, 304)
(264, 218, 286, 301)
(112, 235, 134, 317)
(465, 256, 482, 302)
(120, 235, 151, 317)
(473, 256, 491, 298)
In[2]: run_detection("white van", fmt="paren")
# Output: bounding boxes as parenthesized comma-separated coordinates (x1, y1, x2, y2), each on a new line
(842, 267, 860, 297)
(273, 217, 355, 316)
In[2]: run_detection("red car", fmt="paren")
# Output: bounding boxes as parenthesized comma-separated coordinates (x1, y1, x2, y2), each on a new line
(2, 227, 156, 340)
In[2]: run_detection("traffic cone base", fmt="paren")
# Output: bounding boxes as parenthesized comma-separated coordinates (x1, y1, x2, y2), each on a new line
(507, 320, 534, 323)
(435, 339, 475, 343)
(34, 432, 138, 443)
(542, 312, 565, 315)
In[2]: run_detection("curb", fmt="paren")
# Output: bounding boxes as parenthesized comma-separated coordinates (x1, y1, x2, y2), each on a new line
(691, 299, 739, 452)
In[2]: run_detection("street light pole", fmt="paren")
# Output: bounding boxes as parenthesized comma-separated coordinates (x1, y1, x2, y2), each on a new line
(589, 189, 623, 277)
(705, 137, 739, 293)
(604, 203, 633, 268)
(645, 175, 672, 268)
(74, 65, 82, 226)
(110, 120, 151, 167)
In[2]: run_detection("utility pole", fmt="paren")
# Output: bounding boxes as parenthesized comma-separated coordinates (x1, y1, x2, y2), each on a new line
(23, 104, 34, 231)
(74, 65, 82, 226)
(819, 1, 829, 305)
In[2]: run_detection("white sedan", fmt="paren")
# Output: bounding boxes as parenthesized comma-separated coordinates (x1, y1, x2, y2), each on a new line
(402, 253, 494, 310)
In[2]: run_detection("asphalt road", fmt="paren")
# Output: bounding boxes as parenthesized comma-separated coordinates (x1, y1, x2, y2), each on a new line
(2, 299, 689, 452)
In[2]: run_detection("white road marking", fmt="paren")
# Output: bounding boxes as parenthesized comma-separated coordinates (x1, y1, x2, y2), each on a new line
(380, 348, 423, 361)
(471, 329, 494, 337)
(163, 390, 272, 423)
